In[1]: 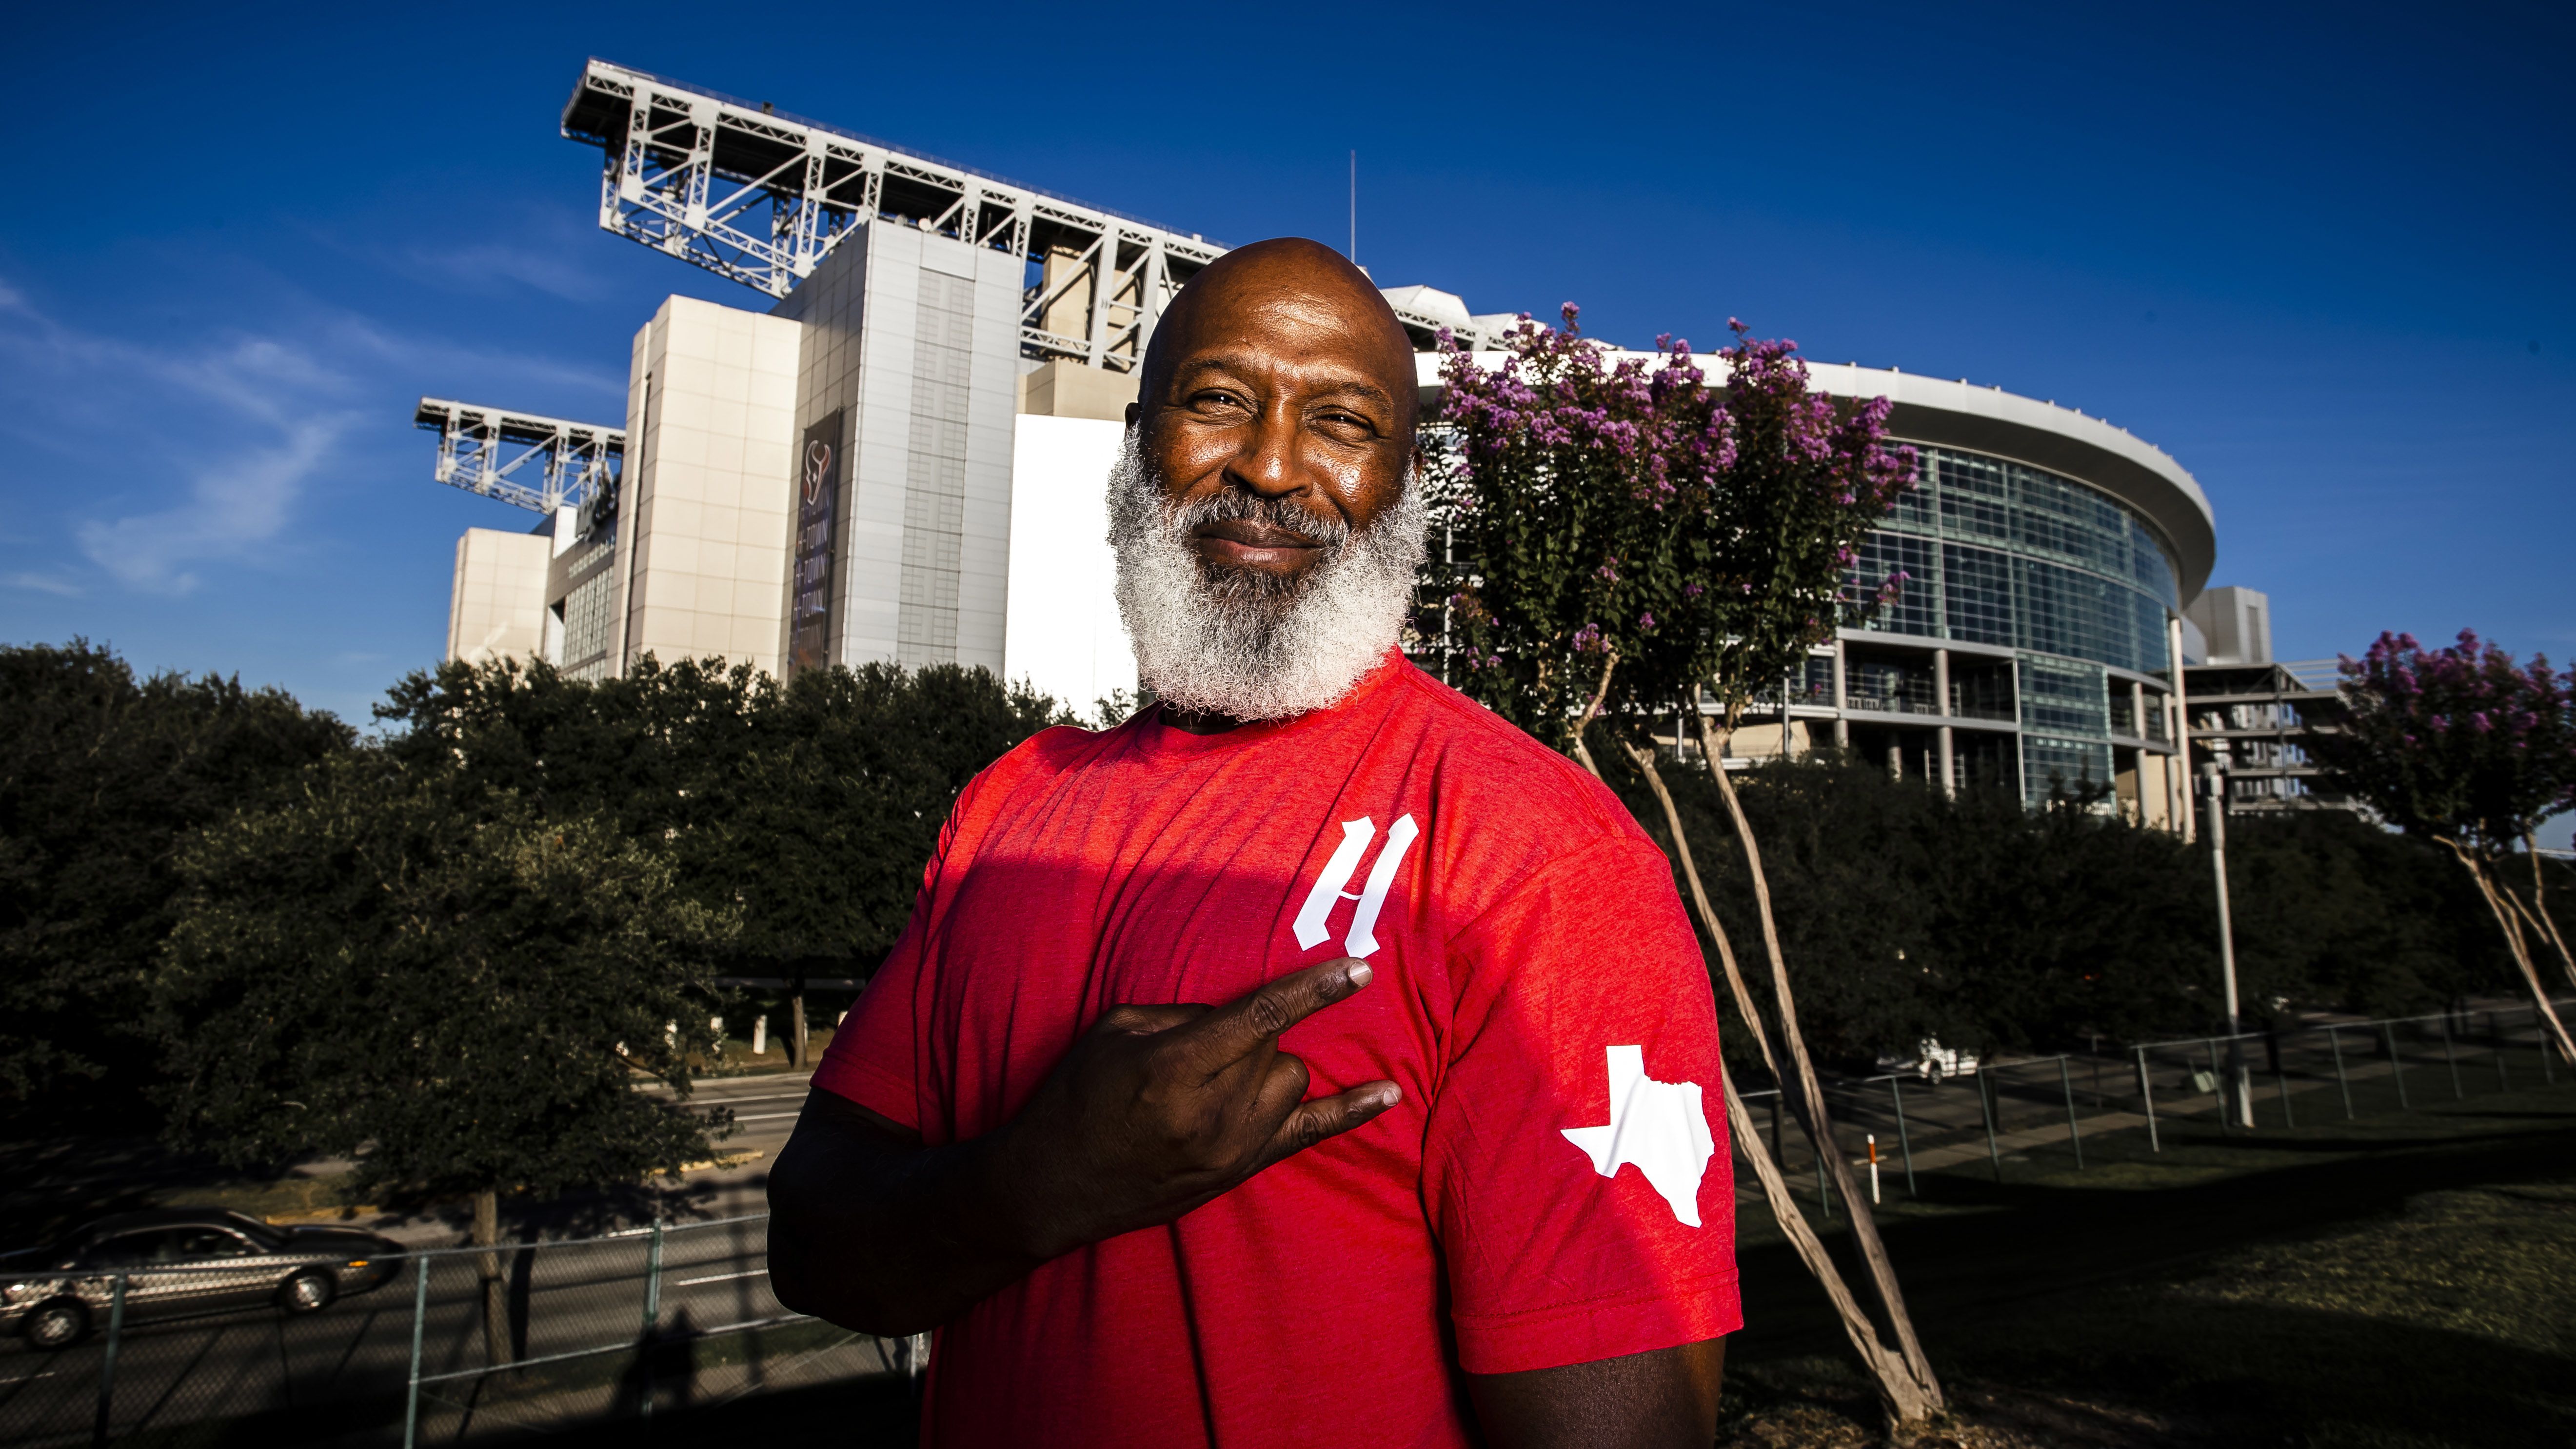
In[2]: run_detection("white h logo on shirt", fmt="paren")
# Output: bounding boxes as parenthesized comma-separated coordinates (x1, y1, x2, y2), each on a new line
(1291, 814, 1421, 958)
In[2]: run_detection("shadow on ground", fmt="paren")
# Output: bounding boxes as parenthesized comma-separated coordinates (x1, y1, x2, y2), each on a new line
(1722, 1085, 2576, 1447)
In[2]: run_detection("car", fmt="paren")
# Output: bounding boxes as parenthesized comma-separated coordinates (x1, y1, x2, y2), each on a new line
(0, 1208, 404, 1349)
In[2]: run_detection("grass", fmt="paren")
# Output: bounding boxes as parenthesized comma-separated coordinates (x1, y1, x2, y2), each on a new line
(1719, 1081, 2576, 1446)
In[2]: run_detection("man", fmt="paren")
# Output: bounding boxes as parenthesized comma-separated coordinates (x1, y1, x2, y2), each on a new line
(769, 238, 1737, 1447)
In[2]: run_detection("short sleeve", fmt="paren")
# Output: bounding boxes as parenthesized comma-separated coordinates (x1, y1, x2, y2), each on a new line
(811, 907, 929, 1131)
(810, 775, 982, 1131)
(1422, 835, 1741, 1375)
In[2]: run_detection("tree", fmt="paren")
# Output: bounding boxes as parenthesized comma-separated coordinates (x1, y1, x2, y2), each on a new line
(1428, 312, 1942, 1420)
(2320, 630, 2576, 1058)
(0, 640, 351, 1121)
(153, 758, 736, 1365)
(374, 654, 1069, 1067)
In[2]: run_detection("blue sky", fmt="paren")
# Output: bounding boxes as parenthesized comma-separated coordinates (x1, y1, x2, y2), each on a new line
(3, 0, 2568, 731)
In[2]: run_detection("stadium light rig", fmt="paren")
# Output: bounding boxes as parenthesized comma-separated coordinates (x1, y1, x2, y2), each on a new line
(556, 58, 1501, 367)
(414, 398, 624, 518)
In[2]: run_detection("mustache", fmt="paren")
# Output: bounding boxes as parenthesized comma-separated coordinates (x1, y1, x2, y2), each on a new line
(1167, 487, 1352, 550)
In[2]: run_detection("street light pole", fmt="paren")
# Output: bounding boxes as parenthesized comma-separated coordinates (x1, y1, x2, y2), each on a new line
(2204, 759, 2253, 1127)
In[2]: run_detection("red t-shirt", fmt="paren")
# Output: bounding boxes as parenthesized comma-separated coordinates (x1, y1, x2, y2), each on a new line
(815, 653, 1739, 1447)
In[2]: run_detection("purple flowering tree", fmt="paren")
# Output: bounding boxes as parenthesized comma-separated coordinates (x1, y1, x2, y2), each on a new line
(2324, 631, 2576, 1058)
(1427, 312, 1941, 1421)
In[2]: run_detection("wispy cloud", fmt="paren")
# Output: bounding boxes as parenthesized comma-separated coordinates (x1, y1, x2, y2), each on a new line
(401, 240, 617, 304)
(76, 419, 347, 594)
(0, 281, 620, 597)
(0, 288, 360, 595)
(4, 571, 83, 596)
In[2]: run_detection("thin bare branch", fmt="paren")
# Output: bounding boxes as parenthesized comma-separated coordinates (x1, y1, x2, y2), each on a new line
(1696, 708, 1943, 1411)
(1621, 735, 1779, 1081)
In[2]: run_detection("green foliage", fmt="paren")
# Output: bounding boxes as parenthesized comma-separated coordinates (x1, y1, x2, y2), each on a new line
(373, 654, 1070, 980)
(1605, 754, 2513, 1065)
(153, 759, 736, 1199)
(0, 640, 351, 1115)
(2223, 810, 2513, 1020)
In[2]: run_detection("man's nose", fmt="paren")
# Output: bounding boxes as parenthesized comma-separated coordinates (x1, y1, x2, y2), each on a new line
(1224, 407, 1307, 498)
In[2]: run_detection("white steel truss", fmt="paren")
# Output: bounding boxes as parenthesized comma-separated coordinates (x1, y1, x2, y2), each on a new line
(562, 59, 1231, 373)
(415, 398, 624, 515)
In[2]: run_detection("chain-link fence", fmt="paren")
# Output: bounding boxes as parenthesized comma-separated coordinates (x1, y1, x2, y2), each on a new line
(1738, 999, 2573, 1210)
(0, 1213, 922, 1448)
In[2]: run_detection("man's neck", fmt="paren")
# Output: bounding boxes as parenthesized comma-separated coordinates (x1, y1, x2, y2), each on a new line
(1159, 705, 1249, 736)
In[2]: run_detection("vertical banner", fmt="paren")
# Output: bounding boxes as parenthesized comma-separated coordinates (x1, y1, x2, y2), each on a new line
(788, 409, 845, 674)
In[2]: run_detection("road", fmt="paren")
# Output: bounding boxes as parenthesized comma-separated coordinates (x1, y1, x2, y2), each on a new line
(0, 1066, 914, 1449)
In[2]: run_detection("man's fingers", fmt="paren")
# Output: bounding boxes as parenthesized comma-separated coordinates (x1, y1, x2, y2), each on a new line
(1175, 958, 1374, 1074)
(1097, 1002, 1209, 1037)
(1256, 1080, 1403, 1168)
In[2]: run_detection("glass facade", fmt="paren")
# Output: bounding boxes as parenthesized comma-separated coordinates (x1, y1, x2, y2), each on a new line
(1848, 445, 2180, 677)
(1841, 442, 2188, 808)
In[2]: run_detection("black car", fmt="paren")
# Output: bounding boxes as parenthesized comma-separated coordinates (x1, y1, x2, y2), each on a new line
(0, 1208, 404, 1349)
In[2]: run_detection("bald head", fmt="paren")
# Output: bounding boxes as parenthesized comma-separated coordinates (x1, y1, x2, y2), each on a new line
(1137, 238, 1421, 448)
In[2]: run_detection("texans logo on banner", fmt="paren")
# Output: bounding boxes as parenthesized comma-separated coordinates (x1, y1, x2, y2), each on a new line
(803, 440, 833, 505)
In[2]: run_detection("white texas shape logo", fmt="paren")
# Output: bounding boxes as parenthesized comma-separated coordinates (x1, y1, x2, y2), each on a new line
(1560, 1045, 1717, 1227)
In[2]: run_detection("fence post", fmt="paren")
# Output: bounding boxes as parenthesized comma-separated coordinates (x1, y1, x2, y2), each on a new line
(403, 1256, 430, 1449)
(2206, 1039, 2231, 1133)
(2329, 1027, 2354, 1119)
(1768, 1093, 1783, 1177)
(90, 1272, 126, 1449)
(639, 1217, 665, 1421)
(2275, 1047, 2295, 1129)
(2438, 1012, 2463, 1100)
(1888, 1077, 1918, 1196)
(2135, 1047, 2160, 1152)
(1978, 1070, 2003, 1182)
(2057, 1055, 2083, 1169)
(2543, 1006, 2558, 1085)
(2490, 1012, 2509, 1093)
(2385, 1022, 2411, 1111)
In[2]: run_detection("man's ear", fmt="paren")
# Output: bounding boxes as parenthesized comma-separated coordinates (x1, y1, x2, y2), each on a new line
(1124, 402, 1140, 428)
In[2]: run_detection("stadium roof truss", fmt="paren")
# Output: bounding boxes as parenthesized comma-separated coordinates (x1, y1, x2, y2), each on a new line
(561, 59, 1237, 373)
(415, 398, 624, 516)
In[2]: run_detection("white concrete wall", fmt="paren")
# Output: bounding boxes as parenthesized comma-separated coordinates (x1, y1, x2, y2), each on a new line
(447, 527, 551, 666)
(1004, 415, 1135, 716)
(616, 295, 801, 676)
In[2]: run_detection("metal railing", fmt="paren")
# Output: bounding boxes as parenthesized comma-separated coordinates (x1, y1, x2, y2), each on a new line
(1733, 1000, 2571, 1209)
(0, 1213, 920, 1448)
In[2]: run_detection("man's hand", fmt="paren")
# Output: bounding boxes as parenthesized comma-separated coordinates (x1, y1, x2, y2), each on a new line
(768, 958, 1398, 1335)
(995, 957, 1402, 1256)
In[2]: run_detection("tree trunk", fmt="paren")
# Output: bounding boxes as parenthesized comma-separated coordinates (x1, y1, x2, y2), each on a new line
(473, 1189, 511, 1368)
(1721, 1067, 1938, 1423)
(1619, 738, 1779, 1079)
(1569, 718, 1931, 1420)
(2514, 834, 2576, 994)
(1698, 711, 1945, 1418)
(2440, 840, 2576, 1062)
(789, 976, 811, 1071)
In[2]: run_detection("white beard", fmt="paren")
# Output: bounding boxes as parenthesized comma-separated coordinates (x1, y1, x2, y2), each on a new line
(1107, 430, 1426, 723)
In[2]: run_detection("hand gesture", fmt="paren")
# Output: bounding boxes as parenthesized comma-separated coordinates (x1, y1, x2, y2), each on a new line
(998, 958, 1400, 1256)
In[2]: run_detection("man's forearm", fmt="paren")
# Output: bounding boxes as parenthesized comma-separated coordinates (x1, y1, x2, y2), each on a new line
(766, 1094, 1049, 1336)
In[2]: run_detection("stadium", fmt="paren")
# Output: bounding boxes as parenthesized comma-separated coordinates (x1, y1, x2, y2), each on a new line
(434, 58, 2228, 831)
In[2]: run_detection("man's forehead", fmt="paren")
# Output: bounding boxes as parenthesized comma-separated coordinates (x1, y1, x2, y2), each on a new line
(1145, 239, 1416, 408)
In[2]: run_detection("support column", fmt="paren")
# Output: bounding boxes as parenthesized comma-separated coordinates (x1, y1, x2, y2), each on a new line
(1934, 647, 1956, 795)
(1938, 726, 1956, 797)
(2169, 614, 2194, 844)
(1831, 639, 1850, 748)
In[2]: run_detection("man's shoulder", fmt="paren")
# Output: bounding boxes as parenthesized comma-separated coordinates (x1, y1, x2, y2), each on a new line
(1384, 661, 1644, 833)
(949, 722, 1119, 823)
(1401, 665, 1638, 804)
